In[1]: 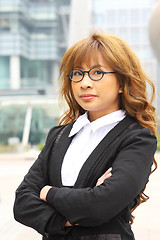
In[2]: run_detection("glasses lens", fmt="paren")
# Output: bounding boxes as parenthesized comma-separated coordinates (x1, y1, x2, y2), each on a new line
(70, 69, 83, 82)
(89, 68, 103, 80)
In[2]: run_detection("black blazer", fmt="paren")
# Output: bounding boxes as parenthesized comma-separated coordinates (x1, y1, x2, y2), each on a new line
(14, 116, 157, 240)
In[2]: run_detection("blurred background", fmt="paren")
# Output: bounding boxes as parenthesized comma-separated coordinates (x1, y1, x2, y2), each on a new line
(0, 0, 160, 149)
(0, 0, 160, 239)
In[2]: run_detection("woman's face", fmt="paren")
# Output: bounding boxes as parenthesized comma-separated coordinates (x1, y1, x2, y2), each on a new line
(71, 51, 122, 121)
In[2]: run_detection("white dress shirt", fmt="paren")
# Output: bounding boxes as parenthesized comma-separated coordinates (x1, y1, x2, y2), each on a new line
(61, 110, 126, 186)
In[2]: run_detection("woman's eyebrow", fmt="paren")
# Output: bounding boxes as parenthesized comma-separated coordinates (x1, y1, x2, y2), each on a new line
(74, 64, 107, 69)
(74, 66, 84, 69)
(92, 64, 106, 68)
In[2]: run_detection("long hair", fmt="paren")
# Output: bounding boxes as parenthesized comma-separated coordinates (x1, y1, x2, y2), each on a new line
(58, 33, 157, 223)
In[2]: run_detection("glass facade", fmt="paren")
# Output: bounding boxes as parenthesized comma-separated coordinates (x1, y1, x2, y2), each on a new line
(0, 99, 60, 145)
(0, 0, 71, 91)
(20, 57, 52, 88)
(0, 56, 10, 88)
(0, 0, 58, 59)
(0, 105, 26, 145)
(0, 0, 71, 146)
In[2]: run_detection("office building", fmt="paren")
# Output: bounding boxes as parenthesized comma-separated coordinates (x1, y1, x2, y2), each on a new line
(0, 0, 71, 146)
(0, 0, 71, 93)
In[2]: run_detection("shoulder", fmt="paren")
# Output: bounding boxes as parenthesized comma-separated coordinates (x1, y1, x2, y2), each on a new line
(126, 116, 156, 138)
(39, 123, 74, 158)
(120, 116, 157, 151)
(45, 122, 74, 144)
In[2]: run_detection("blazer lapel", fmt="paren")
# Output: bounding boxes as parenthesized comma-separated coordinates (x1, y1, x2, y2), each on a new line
(49, 122, 74, 187)
(74, 115, 136, 188)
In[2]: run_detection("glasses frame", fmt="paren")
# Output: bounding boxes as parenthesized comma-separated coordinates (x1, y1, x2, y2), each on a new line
(66, 67, 116, 82)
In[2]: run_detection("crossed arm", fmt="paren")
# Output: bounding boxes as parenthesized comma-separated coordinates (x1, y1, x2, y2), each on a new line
(39, 129, 156, 228)
(40, 167, 112, 226)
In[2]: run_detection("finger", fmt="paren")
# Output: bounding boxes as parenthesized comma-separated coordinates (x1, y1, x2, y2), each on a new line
(104, 167, 112, 175)
(104, 172, 112, 179)
(96, 168, 113, 186)
(101, 167, 112, 178)
(96, 172, 112, 186)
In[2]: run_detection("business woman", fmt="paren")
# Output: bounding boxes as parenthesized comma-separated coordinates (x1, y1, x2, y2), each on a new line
(14, 33, 157, 240)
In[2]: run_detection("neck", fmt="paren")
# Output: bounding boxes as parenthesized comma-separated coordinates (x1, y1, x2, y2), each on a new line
(88, 108, 121, 122)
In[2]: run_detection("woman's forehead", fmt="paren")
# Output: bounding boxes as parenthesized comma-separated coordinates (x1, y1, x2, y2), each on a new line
(73, 50, 111, 69)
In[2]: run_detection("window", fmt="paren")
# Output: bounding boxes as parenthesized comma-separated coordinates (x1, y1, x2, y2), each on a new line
(0, 57, 10, 88)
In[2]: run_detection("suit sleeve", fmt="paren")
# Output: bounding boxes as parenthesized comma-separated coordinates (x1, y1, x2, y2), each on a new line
(13, 127, 68, 236)
(46, 127, 157, 227)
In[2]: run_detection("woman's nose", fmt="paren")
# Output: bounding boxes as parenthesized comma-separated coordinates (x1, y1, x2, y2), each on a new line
(80, 74, 93, 89)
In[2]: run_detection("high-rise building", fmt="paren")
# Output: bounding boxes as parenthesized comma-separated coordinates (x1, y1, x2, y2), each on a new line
(0, 0, 71, 146)
(0, 0, 71, 94)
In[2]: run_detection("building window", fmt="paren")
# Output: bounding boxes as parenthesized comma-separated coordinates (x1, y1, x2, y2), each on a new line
(20, 57, 53, 88)
(0, 56, 10, 88)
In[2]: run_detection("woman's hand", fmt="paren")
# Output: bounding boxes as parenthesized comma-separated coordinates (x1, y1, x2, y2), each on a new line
(65, 221, 72, 227)
(96, 167, 112, 186)
(40, 185, 52, 202)
(40, 186, 73, 227)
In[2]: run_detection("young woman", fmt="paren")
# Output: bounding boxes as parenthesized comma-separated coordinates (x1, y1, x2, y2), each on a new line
(14, 33, 157, 240)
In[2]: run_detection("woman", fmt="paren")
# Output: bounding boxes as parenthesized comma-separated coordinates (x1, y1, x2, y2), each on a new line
(14, 33, 157, 240)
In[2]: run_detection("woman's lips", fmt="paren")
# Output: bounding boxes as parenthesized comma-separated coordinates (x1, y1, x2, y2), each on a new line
(80, 94, 97, 101)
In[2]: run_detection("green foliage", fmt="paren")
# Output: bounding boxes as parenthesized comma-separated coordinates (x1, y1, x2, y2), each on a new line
(37, 143, 44, 151)
(0, 144, 19, 153)
(157, 135, 160, 151)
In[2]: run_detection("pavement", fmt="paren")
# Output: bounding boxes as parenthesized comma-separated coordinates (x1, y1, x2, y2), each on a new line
(0, 150, 160, 240)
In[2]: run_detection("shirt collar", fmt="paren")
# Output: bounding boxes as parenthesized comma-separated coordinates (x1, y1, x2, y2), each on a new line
(69, 110, 126, 137)
(69, 112, 90, 137)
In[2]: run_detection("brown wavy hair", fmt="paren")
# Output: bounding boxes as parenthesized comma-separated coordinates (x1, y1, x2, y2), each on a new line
(58, 33, 157, 223)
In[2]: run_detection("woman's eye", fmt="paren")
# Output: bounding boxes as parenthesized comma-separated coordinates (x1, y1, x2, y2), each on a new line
(94, 70, 102, 75)
(73, 71, 82, 76)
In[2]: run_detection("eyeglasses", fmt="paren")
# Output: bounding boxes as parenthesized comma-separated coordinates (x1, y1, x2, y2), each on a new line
(66, 67, 116, 82)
